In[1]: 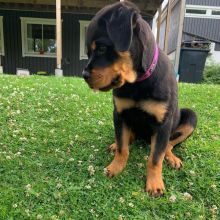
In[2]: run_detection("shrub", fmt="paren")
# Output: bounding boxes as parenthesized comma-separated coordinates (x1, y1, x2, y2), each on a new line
(203, 62, 220, 84)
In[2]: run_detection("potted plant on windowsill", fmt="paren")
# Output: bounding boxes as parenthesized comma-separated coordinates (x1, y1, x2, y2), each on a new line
(39, 50, 45, 55)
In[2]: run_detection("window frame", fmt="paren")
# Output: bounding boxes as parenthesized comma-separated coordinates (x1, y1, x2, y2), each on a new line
(185, 5, 220, 19)
(0, 16, 5, 56)
(20, 17, 57, 58)
(79, 20, 90, 60)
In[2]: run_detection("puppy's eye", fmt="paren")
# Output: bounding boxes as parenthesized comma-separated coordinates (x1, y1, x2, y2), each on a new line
(97, 46, 107, 55)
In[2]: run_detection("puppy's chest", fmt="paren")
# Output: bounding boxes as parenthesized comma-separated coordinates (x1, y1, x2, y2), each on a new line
(114, 96, 167, 123)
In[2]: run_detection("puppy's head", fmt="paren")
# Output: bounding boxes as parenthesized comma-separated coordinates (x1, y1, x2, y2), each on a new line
(82, 2, 154, 91)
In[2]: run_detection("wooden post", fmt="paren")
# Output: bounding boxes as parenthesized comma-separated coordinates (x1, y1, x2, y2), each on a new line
(55, 0, 63, 76)
(174, 0, 186, 76)
(156, 6, 162, 44)
(164, 0, 172, 54)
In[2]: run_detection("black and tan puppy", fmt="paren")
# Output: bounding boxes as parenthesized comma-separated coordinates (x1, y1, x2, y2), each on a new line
(82, 1, 197, 197)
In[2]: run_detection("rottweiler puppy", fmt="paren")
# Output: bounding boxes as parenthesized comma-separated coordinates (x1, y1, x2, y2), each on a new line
(82, 1, 197, 197)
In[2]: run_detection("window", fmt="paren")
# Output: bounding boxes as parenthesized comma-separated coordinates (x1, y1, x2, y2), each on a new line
(185, 5, 220, 19)
(79, 20, 90, 60)
(21, 17, 56, 57)
(186, 9, 206, 15)
(212, 10, 220, 16)
(0, 16, 5, 56)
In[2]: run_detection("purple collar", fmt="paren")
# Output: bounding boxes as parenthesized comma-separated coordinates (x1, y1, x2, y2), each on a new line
(136, 44, 159, 82)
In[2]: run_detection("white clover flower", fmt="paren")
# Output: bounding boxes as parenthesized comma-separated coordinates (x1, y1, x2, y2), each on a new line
(51, 215, 58, 220)
(55, 148, 60, 153)
(211, 184, 217, 189)
(183, 192, 193, 200)
(68, 158, 74, 162)
(118, 215, 123, 220)
(88, 165, 95, 176)
(59, 210, 65, 215)
(137, 163, 144, 168)
(128, 202, 134, 208)
(103, 168, 108, 175)
(85, 185, 92, 189)
(144, 156, 148, 161)
(210, 205, 218, 214)
(169, 195, 177, 203)
(185, 212, 191, 217)
(89, 209, 95, 214)
(56, 183, 62, 189)
(119, 197, 125, 203)
(15, 152, 21, 156)
(12, 204, 18, 208)
(25, 184, 32, 190)
(189, 170, 196, 176)
(36, 214, 43, 219)
(25, 209, 30, 216)
(13, 130, 20, 134)
(98, 120, 104, 125)
(89, 154, 94, 160)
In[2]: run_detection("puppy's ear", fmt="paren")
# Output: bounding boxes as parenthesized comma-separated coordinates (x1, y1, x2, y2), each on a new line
(106, 6, 136, 52)
(136, 18, 156, 72)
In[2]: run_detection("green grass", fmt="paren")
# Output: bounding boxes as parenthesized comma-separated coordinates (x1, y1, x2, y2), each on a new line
(0, 75, 219, 220)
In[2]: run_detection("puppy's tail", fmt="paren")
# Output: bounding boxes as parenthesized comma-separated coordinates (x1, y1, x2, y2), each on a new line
(179, 108, 197, 129)
(169, 108, 197, 144)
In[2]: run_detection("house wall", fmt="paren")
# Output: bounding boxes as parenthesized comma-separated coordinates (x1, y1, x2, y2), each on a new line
(206, 43, 220, 64)
(183, 17, 220, 43)
(0, 9, 152, 76)
(183, 1, 220, 64)
(186, 0, 220, 7)
(0, 9, 94, 76)
(183, 15, 220, 65)
(207, 49, 220, 64)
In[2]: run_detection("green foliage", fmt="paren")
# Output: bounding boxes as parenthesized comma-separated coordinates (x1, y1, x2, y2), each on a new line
(0, 75, 219, 219)
(203, 62, 220, 84)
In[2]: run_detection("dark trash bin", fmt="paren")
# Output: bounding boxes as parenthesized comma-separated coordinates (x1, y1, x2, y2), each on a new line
(178, 47, 209, 83)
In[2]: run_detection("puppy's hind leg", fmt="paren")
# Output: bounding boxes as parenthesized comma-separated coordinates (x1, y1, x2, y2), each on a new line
(165, 108, 197, 169)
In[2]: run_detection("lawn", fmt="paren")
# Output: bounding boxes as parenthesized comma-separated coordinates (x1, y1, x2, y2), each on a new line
(0, 75, 219, 220)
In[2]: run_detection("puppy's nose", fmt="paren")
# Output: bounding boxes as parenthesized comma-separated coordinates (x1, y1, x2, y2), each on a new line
(82, 70, 90, 80)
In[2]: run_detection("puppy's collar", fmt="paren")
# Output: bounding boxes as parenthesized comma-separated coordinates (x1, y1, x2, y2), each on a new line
(136, 44, 159, 82)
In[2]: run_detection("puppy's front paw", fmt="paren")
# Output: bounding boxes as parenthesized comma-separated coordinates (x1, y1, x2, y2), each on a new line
(165, 152, 183, 170)
(146, 175, 165, 197)
(105, 158, 126, 178)
(107, 143, 117, 154)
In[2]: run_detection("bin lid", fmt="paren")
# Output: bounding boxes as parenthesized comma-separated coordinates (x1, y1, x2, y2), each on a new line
(181, 47, 210, 52)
